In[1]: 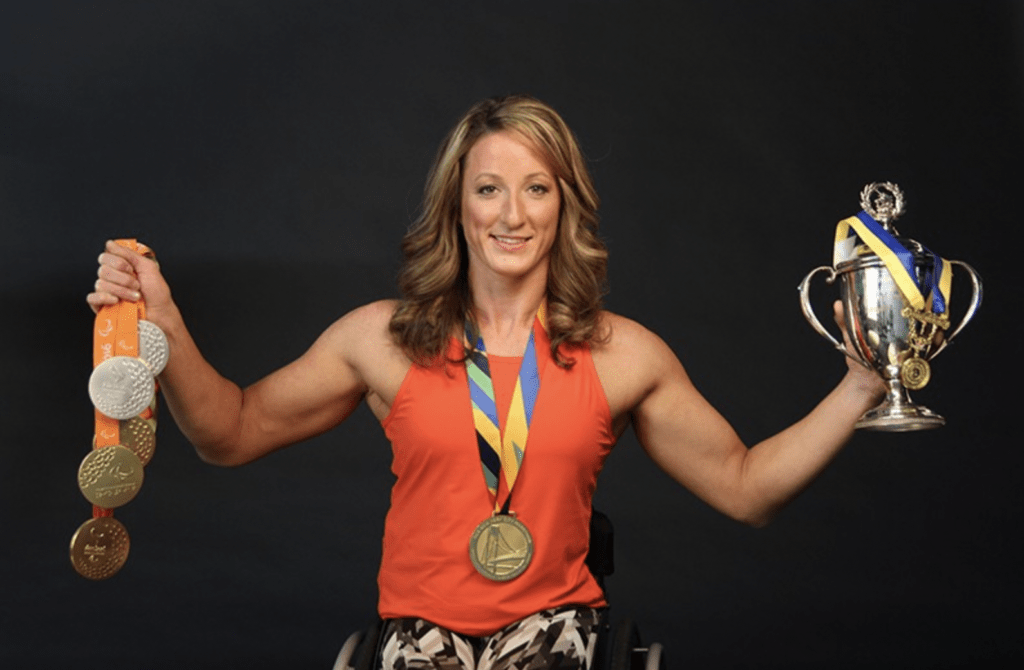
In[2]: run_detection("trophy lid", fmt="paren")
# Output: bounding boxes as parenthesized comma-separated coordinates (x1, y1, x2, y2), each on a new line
(839, 182, 932, 270)
(860, 182, 905, 231)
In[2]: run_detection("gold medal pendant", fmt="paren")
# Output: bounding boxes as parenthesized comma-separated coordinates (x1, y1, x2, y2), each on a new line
(900, 356, 931, 390)
(898, 306, 945, 391)
(469, 513, 534, 581)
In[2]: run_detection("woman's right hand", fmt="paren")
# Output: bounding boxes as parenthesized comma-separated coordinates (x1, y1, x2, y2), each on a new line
(86, 240, 178, 331)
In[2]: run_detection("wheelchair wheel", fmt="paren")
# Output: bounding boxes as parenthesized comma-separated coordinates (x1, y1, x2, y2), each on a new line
(332, 630, 364, 670)
(333, 619, 384, 670)
(645, 642, 665, 670)
(608, 618, 641, 670)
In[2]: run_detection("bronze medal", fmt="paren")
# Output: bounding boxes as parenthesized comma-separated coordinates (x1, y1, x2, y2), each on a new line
(469, 513, 534, 581)
(78, 445, 144, 508)
(70, 517, 130, 580)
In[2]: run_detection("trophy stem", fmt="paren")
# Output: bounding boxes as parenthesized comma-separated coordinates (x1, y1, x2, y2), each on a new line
(855, 376, 945, 432)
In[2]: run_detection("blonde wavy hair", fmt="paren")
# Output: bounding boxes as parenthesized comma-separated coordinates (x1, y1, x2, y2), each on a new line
(389, 95, 608, 368)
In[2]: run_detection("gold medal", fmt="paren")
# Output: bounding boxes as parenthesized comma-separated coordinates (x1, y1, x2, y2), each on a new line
(469, 513, 533, 581)
(118, 416, 156, 466)
(901, 356, 931, 390)
(78, 445, 144, 508)
(91, 418, 156, 466)
(70, 517, 130, 580)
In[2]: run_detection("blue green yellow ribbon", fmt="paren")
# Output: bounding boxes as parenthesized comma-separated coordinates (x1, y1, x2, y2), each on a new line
(465, 304, 547, 513)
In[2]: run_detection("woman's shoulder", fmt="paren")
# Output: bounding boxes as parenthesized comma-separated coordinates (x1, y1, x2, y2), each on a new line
(591, 310, 681, 375)
(319, 299, 402, 357)
(594, 310, 667, 353)
(329, 299, 399, 330)
(588, 310, 686, 424)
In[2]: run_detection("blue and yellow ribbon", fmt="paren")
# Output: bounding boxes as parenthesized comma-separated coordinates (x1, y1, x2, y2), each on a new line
(465, 304, 547, 512)
(834, 210, 952, 315)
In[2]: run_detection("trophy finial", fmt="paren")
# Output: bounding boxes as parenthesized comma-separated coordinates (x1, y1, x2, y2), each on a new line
(860, 182, 905, 228)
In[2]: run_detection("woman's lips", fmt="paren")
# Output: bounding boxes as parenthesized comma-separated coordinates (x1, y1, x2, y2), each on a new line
(491, 234, 531, 251)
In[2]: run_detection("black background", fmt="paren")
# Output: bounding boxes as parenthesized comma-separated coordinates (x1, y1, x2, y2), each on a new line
(2, 1, 1021, 668)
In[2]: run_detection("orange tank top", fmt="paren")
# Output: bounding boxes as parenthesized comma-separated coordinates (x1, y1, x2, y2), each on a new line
(379, 330, 615, 636)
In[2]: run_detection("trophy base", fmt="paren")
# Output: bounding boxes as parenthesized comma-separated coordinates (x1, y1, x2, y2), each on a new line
(855, 376, 946, 432)
(855, 402, 946, 432)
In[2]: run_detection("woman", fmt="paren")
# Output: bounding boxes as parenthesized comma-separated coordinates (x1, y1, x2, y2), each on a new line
(88, 95, 883, 668)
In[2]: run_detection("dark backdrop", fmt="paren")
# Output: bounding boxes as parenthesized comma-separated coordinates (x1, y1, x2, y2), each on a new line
(2, 1, 1020, 668)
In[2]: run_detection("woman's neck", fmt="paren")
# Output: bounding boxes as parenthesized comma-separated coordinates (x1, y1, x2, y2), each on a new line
(468, 268, 547, 356)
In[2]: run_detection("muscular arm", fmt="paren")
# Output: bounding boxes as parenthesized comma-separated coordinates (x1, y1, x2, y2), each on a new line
(158, 304, 376, 466)
(603, 313, 883, 527)
(88, 241, 391, 466)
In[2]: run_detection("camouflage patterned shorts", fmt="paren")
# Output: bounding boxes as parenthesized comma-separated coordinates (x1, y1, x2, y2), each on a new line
(380, 605, 603, 670)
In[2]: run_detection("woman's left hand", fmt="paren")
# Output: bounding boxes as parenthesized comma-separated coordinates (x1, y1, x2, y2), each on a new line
(832, 300, 887, 401)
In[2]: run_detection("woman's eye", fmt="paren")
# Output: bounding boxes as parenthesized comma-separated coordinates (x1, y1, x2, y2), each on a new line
(477, 185, 497, 195)
(528, 184, 549, 195)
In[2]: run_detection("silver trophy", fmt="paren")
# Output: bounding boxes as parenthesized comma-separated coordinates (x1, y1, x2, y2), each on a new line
(798, 183, 982, 431)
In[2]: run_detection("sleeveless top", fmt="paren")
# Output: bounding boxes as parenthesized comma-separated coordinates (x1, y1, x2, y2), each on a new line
(378, 329, 615, 636)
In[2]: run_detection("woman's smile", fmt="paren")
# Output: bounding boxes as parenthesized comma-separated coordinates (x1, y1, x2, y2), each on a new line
(491, 234, 533, 251)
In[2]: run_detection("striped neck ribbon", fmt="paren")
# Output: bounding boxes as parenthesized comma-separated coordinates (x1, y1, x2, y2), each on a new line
(464, 303, 547, 514)
(834, 210, 952, 315)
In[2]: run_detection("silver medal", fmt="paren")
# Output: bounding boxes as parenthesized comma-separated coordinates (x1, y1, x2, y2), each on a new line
(137, 320, 169, 375)
(89, 356, 155, 420)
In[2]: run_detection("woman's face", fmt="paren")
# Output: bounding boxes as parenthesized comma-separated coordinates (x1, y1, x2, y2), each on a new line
(460, 130, 561, 286)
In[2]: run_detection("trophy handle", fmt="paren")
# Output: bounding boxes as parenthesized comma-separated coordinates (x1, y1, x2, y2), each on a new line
(930, 260, 983, 360)
(798, 265, 867, 367)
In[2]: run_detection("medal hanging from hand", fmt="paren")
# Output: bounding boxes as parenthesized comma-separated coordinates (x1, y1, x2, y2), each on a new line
(71, 239, 167, 580)
(465, 304, 546, 581)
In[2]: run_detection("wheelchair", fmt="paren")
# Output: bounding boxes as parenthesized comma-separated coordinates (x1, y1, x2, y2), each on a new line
(332, 510, 666, 670)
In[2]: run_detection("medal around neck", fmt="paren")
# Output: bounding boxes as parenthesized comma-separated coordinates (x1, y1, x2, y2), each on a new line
(798, 182, 983, 431)
(469, 513, 534, 581)
(464, 308, 546, 580)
